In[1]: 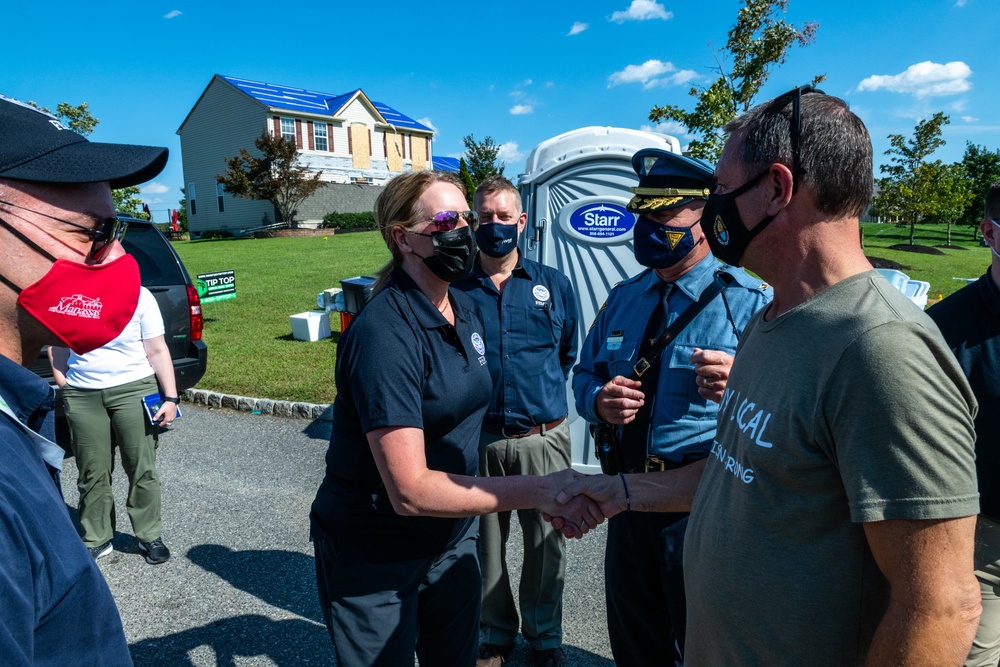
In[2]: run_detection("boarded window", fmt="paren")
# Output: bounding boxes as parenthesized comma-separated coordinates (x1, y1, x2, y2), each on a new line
(411, 135, 428, 172)
(386, 132, 403, 172)
(350, 124, 371, 169)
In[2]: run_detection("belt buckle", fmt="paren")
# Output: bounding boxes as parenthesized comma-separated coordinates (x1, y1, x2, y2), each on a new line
(644, 456, 667, 472)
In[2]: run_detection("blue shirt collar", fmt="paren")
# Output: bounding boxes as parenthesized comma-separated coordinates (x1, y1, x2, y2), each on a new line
(639, 254, 722, 301)
(0, 353, 54, 434)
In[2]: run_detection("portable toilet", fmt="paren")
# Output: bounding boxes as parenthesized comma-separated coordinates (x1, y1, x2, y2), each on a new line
(518, 126, 682, 473)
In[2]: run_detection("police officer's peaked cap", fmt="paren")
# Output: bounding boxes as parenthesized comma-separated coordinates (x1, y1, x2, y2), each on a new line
(627, 148, 714, 213)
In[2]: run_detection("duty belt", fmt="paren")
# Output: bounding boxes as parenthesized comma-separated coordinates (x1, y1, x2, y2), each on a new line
(502, 416, 566, 439)
(628, 455, 684, 474)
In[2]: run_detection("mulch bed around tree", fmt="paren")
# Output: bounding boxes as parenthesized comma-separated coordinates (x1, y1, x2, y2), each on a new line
(866, 256, 908, 271)
(887, 244, 946, 255)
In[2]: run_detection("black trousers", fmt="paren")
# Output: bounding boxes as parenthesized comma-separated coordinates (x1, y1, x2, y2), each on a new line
(315, 521, 481, 667)
(605, 510, 689, 667)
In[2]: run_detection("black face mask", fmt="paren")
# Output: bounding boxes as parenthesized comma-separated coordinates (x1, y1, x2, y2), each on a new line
(699, 169, 776, 267)
(413, 225, 476, 282)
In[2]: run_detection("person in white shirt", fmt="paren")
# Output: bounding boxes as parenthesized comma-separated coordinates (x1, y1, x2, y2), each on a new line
(50, 285, 178, 564)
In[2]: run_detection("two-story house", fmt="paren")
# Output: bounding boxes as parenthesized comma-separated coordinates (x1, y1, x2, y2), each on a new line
(178, 74, 450, 237)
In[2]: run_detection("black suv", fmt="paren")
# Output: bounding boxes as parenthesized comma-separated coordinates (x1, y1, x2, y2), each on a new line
(29, 218, 207, 415)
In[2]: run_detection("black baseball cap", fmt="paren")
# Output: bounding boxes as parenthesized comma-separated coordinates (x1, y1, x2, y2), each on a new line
(0, 94, 168, 188)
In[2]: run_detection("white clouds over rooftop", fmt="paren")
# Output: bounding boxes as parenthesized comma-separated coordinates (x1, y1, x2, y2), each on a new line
(142, 182, 170, 194)
(857, 61, 972, 98)
(510, 104, 534, 115)
(568, 22, 588, 36)
(610, 1, 672, 24)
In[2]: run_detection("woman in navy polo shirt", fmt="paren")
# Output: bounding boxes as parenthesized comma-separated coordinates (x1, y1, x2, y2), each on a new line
(310, 171, 602, 666)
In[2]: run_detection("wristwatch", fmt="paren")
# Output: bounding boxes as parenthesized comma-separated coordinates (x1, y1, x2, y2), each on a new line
(162, 396, 180, 404)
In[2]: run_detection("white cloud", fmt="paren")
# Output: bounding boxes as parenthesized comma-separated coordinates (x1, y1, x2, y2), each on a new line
(510, 104, 534, 115)
(640, 120, 692, 138)
(857, 61, 972, 98)
(143, 198, 164, 205)
(524, 78, 533, 86)
(142, 182, 170, 194)
(608, 60, 697, 89)
(961, 115, 979, 123)
(417, 117, 438, 133)
(610, 0, 672, 24)
(954, 0, 967, 6)
(497, 141, 523, 163)
(568, 21, 588, 35)
(164, 9, 181, 19)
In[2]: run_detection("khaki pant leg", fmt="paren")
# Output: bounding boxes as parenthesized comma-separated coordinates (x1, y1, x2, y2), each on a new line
(62, 385, 116, 547)
(513, 420, 571, 649)
(105, 376, 162, 543)
(478, 429, 519, 646)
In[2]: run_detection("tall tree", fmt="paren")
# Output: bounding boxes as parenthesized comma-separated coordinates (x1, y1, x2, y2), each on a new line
(112, 186, 145, 218)
(649, 0, 821, 161)
(874, 113, 972, 246)
(960, 142, 1000, 238)
(458, 158, 476, 207)
(462, 134, 505, 186)
(26, 101, 99, 136)
(216, 130, 323, 228)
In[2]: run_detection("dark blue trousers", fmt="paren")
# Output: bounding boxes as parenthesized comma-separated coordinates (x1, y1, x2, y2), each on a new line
(605, 510, 689, 667)
(315, 522, 481, 666)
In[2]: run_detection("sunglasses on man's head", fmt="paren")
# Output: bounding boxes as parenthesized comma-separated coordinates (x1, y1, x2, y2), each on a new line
(0, 199, 127, 261)
(765, 84, 825, 192)
(419, 210, 480, 232)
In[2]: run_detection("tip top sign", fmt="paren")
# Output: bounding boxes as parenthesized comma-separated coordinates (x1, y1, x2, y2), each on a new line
(196, 270, 236, 304)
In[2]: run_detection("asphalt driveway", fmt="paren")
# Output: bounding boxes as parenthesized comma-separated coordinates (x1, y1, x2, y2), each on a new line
(60, 404, 615, 666)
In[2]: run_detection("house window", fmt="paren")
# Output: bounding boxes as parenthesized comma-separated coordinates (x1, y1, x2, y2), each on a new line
(188, 182, 196, 215)
(280, 118, 296, 143)
(314, 123, 328, 152)
(216, 183, 225, 213)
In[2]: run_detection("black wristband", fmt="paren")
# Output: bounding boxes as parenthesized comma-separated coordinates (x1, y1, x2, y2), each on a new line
(162, 397, 180, 404)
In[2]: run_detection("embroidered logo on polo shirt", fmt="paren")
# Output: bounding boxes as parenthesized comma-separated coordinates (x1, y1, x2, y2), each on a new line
(532, 285, 550, 302)
(471, 332, 485, 355)
(471, 332, 487, 366)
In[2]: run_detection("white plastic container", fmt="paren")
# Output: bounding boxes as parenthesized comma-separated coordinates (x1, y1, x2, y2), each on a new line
(290, 311, 331, 342)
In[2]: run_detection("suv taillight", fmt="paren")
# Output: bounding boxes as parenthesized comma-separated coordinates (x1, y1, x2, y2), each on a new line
(186, 284, 204, 341)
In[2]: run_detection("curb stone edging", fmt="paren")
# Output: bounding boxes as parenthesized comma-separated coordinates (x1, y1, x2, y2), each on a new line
(181, 389, 334, 422)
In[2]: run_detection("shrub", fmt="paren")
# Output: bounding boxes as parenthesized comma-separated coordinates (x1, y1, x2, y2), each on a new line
(321, 211, 376, 230)
(199, 229, 235, 240)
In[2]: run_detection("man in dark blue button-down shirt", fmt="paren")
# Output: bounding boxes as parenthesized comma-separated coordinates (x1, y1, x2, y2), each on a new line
(454, 175, 579, 667)
(0, 93, 168, 666)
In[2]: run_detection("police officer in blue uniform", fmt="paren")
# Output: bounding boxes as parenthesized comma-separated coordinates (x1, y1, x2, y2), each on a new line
(572, 149, 772, 666)
(310, 171, 602, 667)
(453, 176, 579, 667)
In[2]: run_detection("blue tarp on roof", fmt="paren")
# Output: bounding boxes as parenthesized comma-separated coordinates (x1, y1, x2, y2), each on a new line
(431, 156, 461, 172)
(221, 75, 433, 133)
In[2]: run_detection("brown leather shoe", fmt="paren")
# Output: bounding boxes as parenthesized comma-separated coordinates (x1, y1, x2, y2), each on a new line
(476, 642, 514, 667)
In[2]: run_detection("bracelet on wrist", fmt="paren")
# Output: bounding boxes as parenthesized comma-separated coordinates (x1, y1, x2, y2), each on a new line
(162, 396, 180, 404)
(618, 472, 631, 512)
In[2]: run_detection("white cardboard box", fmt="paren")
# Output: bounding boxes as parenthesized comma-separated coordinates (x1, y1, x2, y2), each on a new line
(290, 311, 331, 342)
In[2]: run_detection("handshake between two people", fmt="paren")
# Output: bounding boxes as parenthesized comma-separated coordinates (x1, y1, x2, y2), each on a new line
(534, 468, 628, 539)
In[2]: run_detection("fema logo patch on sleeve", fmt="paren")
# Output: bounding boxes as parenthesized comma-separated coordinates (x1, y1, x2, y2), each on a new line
(532, 285, 551, 303)
(471, 332, 485, 356)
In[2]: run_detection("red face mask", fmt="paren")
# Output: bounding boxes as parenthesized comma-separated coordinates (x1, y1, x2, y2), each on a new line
(17, 254, 140, 355)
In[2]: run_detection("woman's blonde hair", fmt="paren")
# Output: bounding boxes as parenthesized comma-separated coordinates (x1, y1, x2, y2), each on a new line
(371, 171, 467, 294)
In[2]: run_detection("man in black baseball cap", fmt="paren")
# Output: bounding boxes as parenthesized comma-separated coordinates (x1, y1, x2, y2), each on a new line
(0, 92, 167, 664)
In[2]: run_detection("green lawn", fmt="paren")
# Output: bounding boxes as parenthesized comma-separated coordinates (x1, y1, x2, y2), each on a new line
(861, 221, 990, 301)
(171, 223, 990, 405)
(174, 231, 389, 404)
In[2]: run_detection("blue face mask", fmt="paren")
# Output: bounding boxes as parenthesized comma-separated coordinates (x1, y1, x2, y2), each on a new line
(475, 222, 519, 258)
(632, 215, 698, 269)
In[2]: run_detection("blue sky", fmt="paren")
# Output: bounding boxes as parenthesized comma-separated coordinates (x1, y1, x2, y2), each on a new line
(5, 0, 995, 219)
